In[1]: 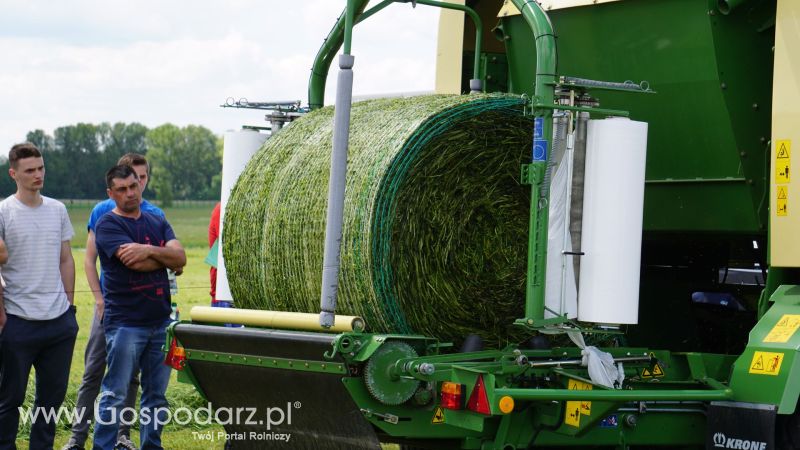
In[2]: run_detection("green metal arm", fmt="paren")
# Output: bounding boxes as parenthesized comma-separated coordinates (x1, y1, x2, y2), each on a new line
(494, 386, 733, 401)
(307, 0, 485, 109)
(510, 0, 557, 324)
(411, 0, 483, 84)
(308, 0, 370, 110)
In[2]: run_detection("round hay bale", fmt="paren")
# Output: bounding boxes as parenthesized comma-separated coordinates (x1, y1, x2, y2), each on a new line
(224, 94, 533, 345)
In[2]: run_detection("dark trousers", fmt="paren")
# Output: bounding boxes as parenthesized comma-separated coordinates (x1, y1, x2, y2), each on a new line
(0, 307, 79, 450)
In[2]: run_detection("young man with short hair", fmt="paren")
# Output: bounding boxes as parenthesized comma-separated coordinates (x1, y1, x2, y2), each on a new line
(0, 142, 77, 449)
(64, 153, 164, 450)
(92, 164, 185, 450)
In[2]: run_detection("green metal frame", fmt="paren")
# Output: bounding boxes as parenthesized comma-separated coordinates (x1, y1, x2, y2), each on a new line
(308, 0, 485, 109)
(730, 285, 800, 413)
(166, 1, 800, 448)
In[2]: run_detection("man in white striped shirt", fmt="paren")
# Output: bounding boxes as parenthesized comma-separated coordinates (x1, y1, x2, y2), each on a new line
(0, 143, 78, 450)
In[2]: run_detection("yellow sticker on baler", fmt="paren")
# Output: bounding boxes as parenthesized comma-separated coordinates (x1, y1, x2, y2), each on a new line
(431, 407, 445, 424)
(564, 379, 592, 427)
(776, 140, 791, 183)
(764, 314, 800, 343)
(777, 186, 788, 216)
(749, 351, 784, 376)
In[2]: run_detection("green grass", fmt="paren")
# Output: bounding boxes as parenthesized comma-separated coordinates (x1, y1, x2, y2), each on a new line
(67, 203, 215, 249)
(16, 205, 224, 449)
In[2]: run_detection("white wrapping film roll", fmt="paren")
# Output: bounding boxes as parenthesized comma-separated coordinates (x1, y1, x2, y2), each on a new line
(216, 130, 268, 302)
(545, 152, 578, 319)
(578, 118, 648, 324)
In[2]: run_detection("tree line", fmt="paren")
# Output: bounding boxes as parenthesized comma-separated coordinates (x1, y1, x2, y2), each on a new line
(0, 122, 223, 205)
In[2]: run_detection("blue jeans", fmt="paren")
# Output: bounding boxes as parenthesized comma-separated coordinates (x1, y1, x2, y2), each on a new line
(92, 321, 171, 450)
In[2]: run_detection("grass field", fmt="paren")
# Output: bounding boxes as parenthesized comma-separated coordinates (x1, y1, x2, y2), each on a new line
(15, 204, 226, 449)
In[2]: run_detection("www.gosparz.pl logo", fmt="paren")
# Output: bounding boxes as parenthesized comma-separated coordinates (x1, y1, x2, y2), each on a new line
(713, 432, 767, 450)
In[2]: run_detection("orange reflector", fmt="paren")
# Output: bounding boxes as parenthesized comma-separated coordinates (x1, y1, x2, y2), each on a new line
(165, 338, 187, 371)
(498, 396, 514, 414)
(441, 382, 462, 395)
(467, 375, 491, 415)
(440, 382, 464, 410)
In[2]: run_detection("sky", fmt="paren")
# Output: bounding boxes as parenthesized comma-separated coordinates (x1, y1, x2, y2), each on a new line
(0, 1, 439, 149)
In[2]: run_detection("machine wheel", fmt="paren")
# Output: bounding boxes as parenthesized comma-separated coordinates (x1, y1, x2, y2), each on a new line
(365, 341, 421, 405)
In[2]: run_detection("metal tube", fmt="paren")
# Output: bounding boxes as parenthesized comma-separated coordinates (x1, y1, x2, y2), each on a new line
(190, 306, 364, 332)
(494, 387, 733, 402)
(412, 0, 483, 91)
(558, 97, 576, 314)
(309, 0, 486, 108)
(308, 0, 370, 110)
(529, 355, 651, 368)
(343, 0, 356, 55)
(319, 0, 357, 328)
(510, 0, 557, 322)
(358, 0, 395, 23)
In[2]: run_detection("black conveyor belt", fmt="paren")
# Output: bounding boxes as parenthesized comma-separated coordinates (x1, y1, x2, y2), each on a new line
(174, 324, 380, 449)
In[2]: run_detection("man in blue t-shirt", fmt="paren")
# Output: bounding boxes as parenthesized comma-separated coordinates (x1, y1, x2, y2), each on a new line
(92, 164, 185, 450)
(64, 154, 164, 450)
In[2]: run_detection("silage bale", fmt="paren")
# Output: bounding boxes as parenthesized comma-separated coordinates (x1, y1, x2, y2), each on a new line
(224, 94, 533, 345)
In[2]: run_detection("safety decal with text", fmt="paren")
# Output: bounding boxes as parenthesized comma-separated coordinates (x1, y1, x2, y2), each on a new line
(776, 140, 791, 183)
(431, 407, 445, 424)
(564, 379, 592, 427)
(749, 351, 784, 376)
(764, 314, 800, 343)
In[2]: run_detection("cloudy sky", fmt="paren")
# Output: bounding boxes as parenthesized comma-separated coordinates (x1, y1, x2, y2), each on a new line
(0, 1, 439, 148)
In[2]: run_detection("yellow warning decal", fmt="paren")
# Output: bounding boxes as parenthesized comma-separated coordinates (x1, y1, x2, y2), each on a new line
(431, 407, 445, 424)
(776, 140, 791, 183)
(641, 353, 665, 378)
(777, 185, 788, 216)
(764, 314, 800, 343)
(564, 379, 592, 427)
(749, 351, 784, 376)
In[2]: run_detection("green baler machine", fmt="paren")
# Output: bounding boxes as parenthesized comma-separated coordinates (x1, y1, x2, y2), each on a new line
(166, 0, 800, 448)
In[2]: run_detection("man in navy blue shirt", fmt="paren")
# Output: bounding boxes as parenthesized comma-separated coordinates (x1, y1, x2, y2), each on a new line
(92, 165, 185, 450)
(65, 153, 164, 450)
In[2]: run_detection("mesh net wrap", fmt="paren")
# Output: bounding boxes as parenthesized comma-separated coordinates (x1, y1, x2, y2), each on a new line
(224, 94, 533, 345)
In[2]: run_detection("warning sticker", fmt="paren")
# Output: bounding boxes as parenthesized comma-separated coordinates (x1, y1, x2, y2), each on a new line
(776, 140, 791, 184)
(641, 353, 665, 378)
(431, 407, 445, 424)
(764, 314, 800, 343)
(777, 185, 788, 216)
(749, 351, 784, 376)
(777, 140, 791, 159)
(565, 379, 592, 427)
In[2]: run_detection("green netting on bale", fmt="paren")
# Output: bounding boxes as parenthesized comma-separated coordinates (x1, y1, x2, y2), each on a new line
(224, 94, 533, 345)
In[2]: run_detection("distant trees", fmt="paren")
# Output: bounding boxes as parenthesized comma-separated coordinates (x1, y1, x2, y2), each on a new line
(146, 124, 223, 206)
(1, 122, 223, 202)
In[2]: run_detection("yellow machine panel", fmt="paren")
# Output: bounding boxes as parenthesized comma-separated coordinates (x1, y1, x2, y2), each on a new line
(770, 0, 800, 267)
(434, 0, 464, 94)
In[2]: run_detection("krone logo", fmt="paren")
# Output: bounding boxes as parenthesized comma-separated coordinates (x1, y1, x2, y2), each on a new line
(711, 431, 768, 450)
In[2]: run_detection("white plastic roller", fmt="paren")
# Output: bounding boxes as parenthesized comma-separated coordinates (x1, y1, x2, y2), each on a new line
(215, 129, 268, 302)
(577, 117, 648, 324)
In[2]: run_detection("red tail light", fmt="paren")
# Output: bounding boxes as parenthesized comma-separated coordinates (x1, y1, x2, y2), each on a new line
(165, 338, 186, 370)
(467, 375, 491, 415)
(440, 382, 464, 410)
